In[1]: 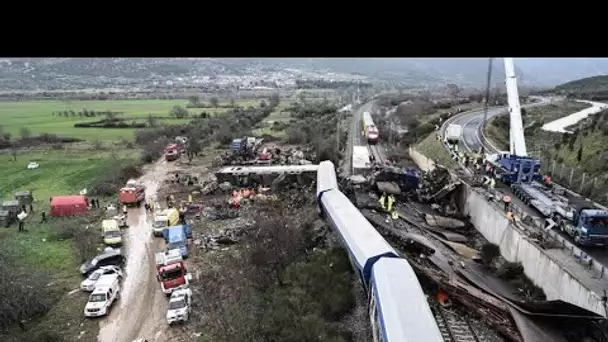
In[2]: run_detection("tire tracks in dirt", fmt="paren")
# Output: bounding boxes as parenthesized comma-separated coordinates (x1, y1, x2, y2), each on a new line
(97, 159, 181, 342)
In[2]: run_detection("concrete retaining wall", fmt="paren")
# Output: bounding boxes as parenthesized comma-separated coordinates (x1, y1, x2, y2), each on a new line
(410, 147, 606, 317)
(460, 184, 606, 316)
(408, 147, 436, 172)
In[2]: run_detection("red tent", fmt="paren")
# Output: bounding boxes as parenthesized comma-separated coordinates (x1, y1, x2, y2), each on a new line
(50, 195, 89, 217)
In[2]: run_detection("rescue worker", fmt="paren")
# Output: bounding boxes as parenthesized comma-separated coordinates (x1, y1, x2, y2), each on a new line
(188, 192, 193, 204)
(489, 176, 496, 189)
(166, 195, 171, 207)
(502, 195, 512, 213)
(169, 194, 175, 208)
(378, 192, 387, 210)
(543, 175, 552, 187)
(40, 211, 47, 224)
(391, 210, 399, 220)
(122, 204, 128, 215)
(506, 210, 514, 222)
(17, 210, 25, 232)
(21, 204, 27, 214)
(387, 194, 395, 212)
(453, 144, 459, 154)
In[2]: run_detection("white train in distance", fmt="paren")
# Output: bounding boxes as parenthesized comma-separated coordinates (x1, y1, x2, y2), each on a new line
(316, 161, 444, 342)
(362, 111, 380, 144)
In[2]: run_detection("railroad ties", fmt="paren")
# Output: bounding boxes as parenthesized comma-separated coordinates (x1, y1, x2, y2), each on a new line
(433, 306, 481, 342)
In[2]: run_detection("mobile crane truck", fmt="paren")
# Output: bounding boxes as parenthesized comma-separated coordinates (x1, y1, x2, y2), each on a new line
(489, 58, 608, 247)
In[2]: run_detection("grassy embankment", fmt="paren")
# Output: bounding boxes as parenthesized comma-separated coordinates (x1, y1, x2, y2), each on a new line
(484, 100, 592, 151)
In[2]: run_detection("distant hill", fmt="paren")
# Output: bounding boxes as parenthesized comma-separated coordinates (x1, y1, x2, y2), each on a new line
(2, 58, 608, 92)
(549, 75, 608, 101)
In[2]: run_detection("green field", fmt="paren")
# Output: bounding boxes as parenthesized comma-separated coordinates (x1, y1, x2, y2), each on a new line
(0, 149, 138, 266)
(0, 99, 262, 141)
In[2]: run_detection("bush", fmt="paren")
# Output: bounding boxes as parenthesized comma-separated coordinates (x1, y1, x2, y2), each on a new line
(90, 165, 143, 197)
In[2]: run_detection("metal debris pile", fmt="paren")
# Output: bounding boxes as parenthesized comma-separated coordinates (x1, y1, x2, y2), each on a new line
(417, 166, 461, 203)
(193, 217, 256, 250)
(213, 139, 316, 166)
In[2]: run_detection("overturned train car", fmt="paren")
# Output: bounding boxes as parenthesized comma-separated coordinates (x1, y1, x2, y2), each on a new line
(316, 160, 443, 342)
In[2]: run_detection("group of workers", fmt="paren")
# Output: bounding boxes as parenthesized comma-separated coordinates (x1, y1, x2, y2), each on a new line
(378, 192, 399, 220)
(229, 187, 258, 209)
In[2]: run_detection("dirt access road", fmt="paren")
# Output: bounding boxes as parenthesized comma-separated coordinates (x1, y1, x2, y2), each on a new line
(97, 159, 187, 342)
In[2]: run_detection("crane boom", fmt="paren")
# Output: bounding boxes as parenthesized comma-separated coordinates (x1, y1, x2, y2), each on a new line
(503, 57, 528, 157)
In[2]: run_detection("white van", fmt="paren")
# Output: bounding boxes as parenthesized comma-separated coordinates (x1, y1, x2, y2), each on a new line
(84, 274, 120, 317)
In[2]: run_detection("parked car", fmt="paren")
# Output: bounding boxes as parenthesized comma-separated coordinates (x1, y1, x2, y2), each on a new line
(80, 266, 123, 292)
(166, 286, 192, 325)
(84, 274, 120, 317)
(79, 248, 125, 277)
(27, 162, 39, 169)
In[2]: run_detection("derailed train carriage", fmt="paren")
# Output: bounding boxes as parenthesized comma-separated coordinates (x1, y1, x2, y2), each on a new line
(316, 161, 443, 342)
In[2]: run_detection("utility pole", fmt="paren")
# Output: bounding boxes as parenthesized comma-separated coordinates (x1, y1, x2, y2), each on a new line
(336, 111, 341, 153)
(481, 57, 493, 155)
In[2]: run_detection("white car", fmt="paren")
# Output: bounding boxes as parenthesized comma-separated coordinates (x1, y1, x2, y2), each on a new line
(80, 265, 123, 292)
(166, 287, 192, 325)
(84, 275, 120, 317)
(27, 162, 39, 169)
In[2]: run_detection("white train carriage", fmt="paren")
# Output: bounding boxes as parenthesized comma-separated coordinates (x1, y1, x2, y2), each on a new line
(316, 160, 339, 201)
(362, 111, 380, 144)
(318, 188, 399, 287)
(370, 258, 444, 342)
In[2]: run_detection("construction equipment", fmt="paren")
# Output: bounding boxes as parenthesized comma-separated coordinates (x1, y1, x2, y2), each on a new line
(487, 58, 608, 245)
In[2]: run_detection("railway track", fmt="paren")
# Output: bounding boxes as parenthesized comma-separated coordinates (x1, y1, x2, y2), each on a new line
(433, 306, 481, 342)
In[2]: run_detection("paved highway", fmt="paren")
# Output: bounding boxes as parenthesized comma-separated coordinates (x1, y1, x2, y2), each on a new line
(445, 97, 553, 154)
(445, 97, 608, 266)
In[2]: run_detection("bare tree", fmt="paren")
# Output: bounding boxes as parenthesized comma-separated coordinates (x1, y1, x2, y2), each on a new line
(447, 83, 461, 98)
(19, 127, 31, 139)
(209, 97, 219, 108)
(0, 241, 56, 331)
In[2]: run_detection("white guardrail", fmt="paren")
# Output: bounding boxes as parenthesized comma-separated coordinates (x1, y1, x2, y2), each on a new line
(438, 112, 608, 281)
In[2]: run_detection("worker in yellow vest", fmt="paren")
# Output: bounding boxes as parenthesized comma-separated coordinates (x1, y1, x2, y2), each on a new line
(391, 210, 399, 220)
(378, 193, 387, 210)
(387, 194, 395, 212)
(188, 192, 193, 204)
(489, 177, 496, 189)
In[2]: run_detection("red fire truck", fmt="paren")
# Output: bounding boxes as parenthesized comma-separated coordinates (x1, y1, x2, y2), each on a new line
(165, 144, 183, 162)
(118, 179, 145, 207)
(155, 249, 190, 295)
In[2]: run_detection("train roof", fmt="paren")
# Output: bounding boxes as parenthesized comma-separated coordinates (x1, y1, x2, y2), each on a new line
(319, 189, 398, 287)
(371, 258, 444, 342)
(362, 111, 374, 123)
(316, 161, 338, 198)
